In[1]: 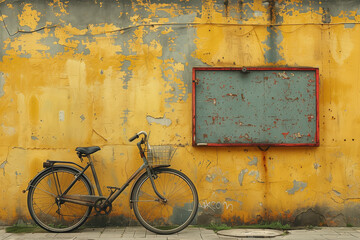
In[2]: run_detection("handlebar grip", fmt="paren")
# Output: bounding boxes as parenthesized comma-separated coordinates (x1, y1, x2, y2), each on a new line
(129, 134, 139, 142)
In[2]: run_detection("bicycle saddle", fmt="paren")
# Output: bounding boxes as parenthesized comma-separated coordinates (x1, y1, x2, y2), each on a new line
(75, 146, 101, 156)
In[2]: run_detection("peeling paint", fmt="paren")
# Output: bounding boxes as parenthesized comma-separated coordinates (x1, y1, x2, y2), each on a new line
(321, 7, 331, 24)
(205, 173, 216, 183)
(238, 169, 248, 186)
(120, 109, 130, 126)
(286, 180, 308, 195)
(345, 23, 355, 28)
(1, 124, 15, 136)
(225, 198, 243, 206)
(222, 176, 229, 184)
(327, 173, 333, 183)
(146, 115, 172, 127)
(0, 72, 5, 97)
(59, 111, 65, 122)
(0, 160, 7, 176)
(215, 189, 227, 193)
(248, 170, 259, 180)
(314, 163, 321, 169)
(262, 26, 284, 64)
(247, 156, 258, 166)
(17, 3, 41, 30)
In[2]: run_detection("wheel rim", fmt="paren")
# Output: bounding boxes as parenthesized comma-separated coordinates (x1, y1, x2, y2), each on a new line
(29, 169, 92, 232)
(134, 170, 198, 234)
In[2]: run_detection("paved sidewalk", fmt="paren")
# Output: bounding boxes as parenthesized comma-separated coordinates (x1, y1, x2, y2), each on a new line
(2, 226, 360, 240)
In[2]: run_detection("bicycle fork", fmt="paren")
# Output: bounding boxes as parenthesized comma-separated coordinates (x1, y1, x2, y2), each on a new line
(136, 139, 167, 203)
(146, 167, 167, 203)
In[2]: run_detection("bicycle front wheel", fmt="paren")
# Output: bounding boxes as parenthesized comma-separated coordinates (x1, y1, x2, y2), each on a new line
(27, 166, 93, 232)
(132, 168, 198, 234)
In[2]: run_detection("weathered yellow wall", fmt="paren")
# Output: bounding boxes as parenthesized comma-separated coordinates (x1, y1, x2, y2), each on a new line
(1, 0, 360, 226)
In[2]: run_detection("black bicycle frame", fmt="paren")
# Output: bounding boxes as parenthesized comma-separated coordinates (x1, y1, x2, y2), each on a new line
(50, 139, 166, 207)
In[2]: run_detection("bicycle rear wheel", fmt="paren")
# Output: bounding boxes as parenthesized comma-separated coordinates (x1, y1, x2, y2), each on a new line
(132, 168, 198, 234)
(27, 166, 93, 232)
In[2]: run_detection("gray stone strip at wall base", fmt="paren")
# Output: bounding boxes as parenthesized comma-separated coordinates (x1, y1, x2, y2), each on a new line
(1, 226, 360, 239)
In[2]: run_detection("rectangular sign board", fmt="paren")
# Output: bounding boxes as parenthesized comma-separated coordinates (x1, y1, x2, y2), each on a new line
(192, 67, 319, 147)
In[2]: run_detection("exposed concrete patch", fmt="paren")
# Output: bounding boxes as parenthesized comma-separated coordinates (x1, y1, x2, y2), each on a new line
(146, 114, 172, 127)
(247, 156, 258, 166)
(327, 173, 333, 182)
(286, 180, 307, 194)
(322, 7, 331, 24)
(206, 173, 216, 183)
(345, 23, 355, 28)
(215, 189, 227, 193)
(205, 168, 229, 184)
(222, 176, 229, 184)
(1, 124, 16, 136)
(59, 110, 65, 121)
(0, 160, 7, 176)
(120, 109, 130, 125)
(248, 170, 259, 180)
(120, 60, 131, 89)
(0, 72, 5, 97)
(314, 163, 321, 169)
(262, 27, 284, 63)
(31, 136, 38, 140)
(254, 11, 263, 17)
(238, 169, 248, 186)
(225, 198, 243, 206)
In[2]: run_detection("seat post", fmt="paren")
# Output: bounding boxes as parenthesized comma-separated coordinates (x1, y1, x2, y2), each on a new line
(88, 155, 103, 196)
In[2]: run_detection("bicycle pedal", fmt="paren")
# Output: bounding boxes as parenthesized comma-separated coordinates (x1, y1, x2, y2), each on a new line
(107, 186, 120, 190)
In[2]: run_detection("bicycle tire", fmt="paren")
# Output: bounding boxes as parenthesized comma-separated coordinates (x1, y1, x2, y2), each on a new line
(132, 168, 198, 234)
(27, 166, 93, 232)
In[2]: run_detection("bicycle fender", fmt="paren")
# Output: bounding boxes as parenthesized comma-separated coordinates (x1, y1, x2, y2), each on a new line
(23, 165, 94, 194)
(128, 166, 168, 209)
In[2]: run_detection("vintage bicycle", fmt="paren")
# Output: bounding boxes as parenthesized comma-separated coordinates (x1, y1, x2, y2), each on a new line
(23, 131, 198, 234)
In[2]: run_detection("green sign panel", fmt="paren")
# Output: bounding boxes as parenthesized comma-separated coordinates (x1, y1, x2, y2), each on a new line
(192, 68, 319, 147)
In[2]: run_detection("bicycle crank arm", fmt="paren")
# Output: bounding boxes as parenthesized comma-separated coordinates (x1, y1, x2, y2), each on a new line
(61, 195, 106, 207)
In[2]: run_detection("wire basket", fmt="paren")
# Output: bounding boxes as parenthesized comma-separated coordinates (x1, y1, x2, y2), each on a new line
(146, 145, 176, 166)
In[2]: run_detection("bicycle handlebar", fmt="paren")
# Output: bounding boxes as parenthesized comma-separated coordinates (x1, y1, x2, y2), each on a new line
(129, 131, 148, 142)
(129, 134, 139, 142)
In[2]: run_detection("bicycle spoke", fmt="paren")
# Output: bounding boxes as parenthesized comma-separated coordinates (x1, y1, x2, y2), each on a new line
(32, 186, 57, 198)
(133, 169, 198, 234)
(28, 167, 92, 232)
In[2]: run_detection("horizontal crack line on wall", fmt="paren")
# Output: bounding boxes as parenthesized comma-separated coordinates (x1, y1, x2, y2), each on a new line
(1, 19, 359, 37)
(8, 25, 59, 37)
